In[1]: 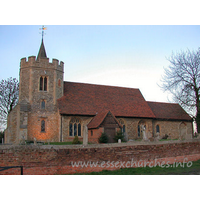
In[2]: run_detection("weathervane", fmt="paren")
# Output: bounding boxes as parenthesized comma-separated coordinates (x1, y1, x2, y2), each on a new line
(39, 25, 47, 40)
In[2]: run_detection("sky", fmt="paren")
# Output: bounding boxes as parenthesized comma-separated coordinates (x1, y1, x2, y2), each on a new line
(0, 25, 200, 103)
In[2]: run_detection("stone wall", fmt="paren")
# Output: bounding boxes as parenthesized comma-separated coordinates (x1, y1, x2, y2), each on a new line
(60, 116, 193, 143)
(4, 105, 19, 144)
(152, 120, 192, 139)
(117, 118, 192, 140)
(0, 140, 200, 175)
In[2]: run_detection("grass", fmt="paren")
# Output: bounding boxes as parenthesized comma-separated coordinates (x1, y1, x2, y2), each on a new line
(71, 159, 200, 175)
(159, 139, 179, 141)
(44, 142, 79, 145)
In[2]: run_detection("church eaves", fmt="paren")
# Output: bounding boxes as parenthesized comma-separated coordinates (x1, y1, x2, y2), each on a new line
(37, 39, 47, 60)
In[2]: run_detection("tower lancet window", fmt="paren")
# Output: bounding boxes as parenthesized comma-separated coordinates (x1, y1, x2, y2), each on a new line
(41, 100, 46, 109)
(39, 76, 48, 91)
(41, 120, 46, 132)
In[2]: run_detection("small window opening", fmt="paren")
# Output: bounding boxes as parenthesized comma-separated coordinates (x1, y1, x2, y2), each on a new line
(41, 120, 45, 132)
(41, 100, 45, 109)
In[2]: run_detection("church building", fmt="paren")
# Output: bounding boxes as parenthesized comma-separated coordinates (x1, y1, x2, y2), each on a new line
(5, 38, 193, 144)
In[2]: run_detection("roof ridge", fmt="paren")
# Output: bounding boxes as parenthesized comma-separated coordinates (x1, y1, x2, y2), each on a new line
(147, 101, 179, 105)
(64, 81, 140, 90)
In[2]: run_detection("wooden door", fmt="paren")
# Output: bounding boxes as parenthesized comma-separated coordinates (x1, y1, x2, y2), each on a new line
(104, 128, 116, 143)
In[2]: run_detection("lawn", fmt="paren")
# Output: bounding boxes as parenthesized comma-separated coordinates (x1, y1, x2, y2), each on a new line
(71, 159, 200, 175)
(44, 142, 76, 145)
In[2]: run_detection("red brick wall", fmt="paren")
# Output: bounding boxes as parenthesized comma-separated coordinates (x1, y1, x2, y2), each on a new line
(88, 127, 104, 143)
(0, 141, 200, 175)
(27, 111, 60, 142)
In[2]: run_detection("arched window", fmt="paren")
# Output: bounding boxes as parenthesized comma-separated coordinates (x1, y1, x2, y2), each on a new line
(41, 100, 45, 109)
(41, 120, 45, 132)
(40, 77, 43, 91)
(44, 77, 47, 91)
(119, 119, 126, 133)
(156, 125, 160, 133)
(69, 118, 81, 137)
(138, 125, 140, 137)
(39, 76, 48, 91)
(69, 123, 73, 136)
(78, 123, 81, 136)
(74, 123, 77, 136)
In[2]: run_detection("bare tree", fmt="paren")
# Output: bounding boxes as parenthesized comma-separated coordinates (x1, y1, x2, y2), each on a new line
(160, 48, 200, 127)
(0, 77, 19, 128)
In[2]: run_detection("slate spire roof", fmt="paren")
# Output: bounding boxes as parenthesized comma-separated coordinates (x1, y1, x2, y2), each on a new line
(37, 39, 47, 60)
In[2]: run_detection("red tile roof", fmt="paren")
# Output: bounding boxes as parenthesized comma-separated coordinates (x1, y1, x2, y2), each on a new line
(87, 110, 122, 129)
(57, 81, 156, 118)
(147, 101, 192, 121)
(57, 82, 192, 121)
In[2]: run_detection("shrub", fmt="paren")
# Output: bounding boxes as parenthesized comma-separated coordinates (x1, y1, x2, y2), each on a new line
(114, 130, 124, 142)
(72, 135, 81, 144)
(162, 134, 169, 140)
(98, 132, 108, 143)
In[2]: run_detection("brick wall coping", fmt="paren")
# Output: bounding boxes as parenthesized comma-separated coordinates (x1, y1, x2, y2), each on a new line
(1, 139, 200, 150)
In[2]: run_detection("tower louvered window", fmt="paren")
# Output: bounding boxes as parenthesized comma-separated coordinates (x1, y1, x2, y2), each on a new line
(39, 76, 48, 91)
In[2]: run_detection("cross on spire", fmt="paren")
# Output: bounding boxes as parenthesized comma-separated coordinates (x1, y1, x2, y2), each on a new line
(39, 25, 47, 40)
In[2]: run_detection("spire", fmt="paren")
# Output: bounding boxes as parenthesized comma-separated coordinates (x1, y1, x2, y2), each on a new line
(37, 26, 47, 60)
(37, 38, 47, 60)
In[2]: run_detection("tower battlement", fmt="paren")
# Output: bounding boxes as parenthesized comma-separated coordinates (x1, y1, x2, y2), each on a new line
(20, 56, 64, 72)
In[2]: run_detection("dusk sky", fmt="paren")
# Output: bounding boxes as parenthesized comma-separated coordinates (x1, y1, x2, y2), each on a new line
(1, 25, 200, 103)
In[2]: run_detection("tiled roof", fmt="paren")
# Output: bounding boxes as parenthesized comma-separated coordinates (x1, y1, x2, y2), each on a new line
(147, 101, 192, 121)
(57, 81, 156, 118)
(57, 82, 192, 121)
(87, 110, 122, 129)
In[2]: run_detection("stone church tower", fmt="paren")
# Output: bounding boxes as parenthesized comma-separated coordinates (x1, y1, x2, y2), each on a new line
(5, 39, 64, 143)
